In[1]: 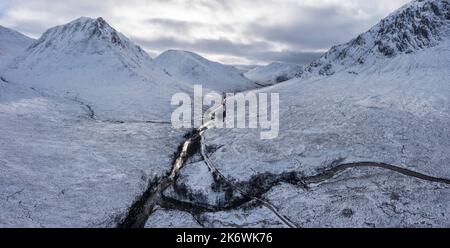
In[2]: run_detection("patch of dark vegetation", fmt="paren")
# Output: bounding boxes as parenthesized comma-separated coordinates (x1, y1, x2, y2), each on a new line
(236, 171, 306, 198)
(342, 208, 354, 218)
(117, 176, 162, 228)
(390, 192, 401, 201)
(119, 129, 204, 228)
(159, 195, 216, 214)
(169, 168, 253, 210)
(276, 75, 289, 83)
(172, 180, 208, 205)
(171, 169, 307, 212)
(205, 144, 224, 156)
(304, 160, 450, 185)
(318, 63, 334, 76)
(0, 76, 9, 83)
(376, 41, 396, 57)
(430, 2, 442, 16)
(254, 82, 269, 87)
(159, 193, 257, 214)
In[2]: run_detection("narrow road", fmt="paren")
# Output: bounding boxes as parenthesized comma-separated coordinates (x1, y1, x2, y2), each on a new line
(304, 161, 450, 185)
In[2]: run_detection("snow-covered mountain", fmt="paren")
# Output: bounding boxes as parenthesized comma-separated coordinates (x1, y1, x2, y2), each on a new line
(0, 26, 34, 69)
(299, 0, 450, 78)
(155, 50, 256, 92)
(3, 17, 191, 121)
(245, 62, 303, 86)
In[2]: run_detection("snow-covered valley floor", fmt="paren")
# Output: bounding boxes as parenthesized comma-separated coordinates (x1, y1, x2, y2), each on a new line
(143, 42, 450, 228)
(0, 81, 186, 227)
(1, 53, 449, 227)
(1, 0, 449, 228)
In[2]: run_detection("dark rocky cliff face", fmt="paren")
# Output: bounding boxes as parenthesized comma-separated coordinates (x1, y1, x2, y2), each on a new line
(298, 0, 450, 78)
(374, 0, 450, 56)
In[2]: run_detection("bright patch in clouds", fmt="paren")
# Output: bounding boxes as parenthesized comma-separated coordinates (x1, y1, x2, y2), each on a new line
(0, 0, 410, 64)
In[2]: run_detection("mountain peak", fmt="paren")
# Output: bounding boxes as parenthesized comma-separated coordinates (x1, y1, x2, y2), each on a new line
(300, 0, 450, 78)
(65, 17, 123, 45)
(155, 49, 255, 92)
(371, 0, 450, 56)
(14, 16, 152, 72)
(156, 49, 229, 72)
(158, 49, 210, 63)
(27, 16, 143, 54)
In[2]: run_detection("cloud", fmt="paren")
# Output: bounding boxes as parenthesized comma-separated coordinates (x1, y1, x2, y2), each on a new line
(136, 36, 322, 64)
(246, 0, 411, 50)
(248, 5, 369, 50)
(0, 0, 410, 64)
(0, 0, 111, 37)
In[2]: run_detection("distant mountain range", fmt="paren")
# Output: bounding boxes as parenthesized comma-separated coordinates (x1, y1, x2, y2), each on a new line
(154, 49, 256, 92)
(0, 17, 257, 121)
(245, 62, 303, 86)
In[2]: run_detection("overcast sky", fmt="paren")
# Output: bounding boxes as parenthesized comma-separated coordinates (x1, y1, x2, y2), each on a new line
(0, 0, 410, 65)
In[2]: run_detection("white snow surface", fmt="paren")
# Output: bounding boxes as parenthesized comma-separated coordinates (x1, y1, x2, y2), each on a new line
(266, 168, 449, 227)
(245, 62, 303, 86)
(0, 82, 185, 227)
(145, 209, 202, 228)
(205, 41, 450, 182)
(155, 50, 256, 92)
(0, 26, 34, 69)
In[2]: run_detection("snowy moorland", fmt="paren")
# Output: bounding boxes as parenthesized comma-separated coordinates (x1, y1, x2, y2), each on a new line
(0, 0, 449, 228)
(0, 81, 186, 227)
(0, 18, 190, 227)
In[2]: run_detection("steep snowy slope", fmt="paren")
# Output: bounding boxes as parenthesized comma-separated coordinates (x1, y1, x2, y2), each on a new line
(0, 26, 34, 69)
(155, 50, 256, 92)
(298, 0, 450, 78)
(245, 62, 303, 86)
(154, 0, 450, 227)
(3, 17, 191, 121)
